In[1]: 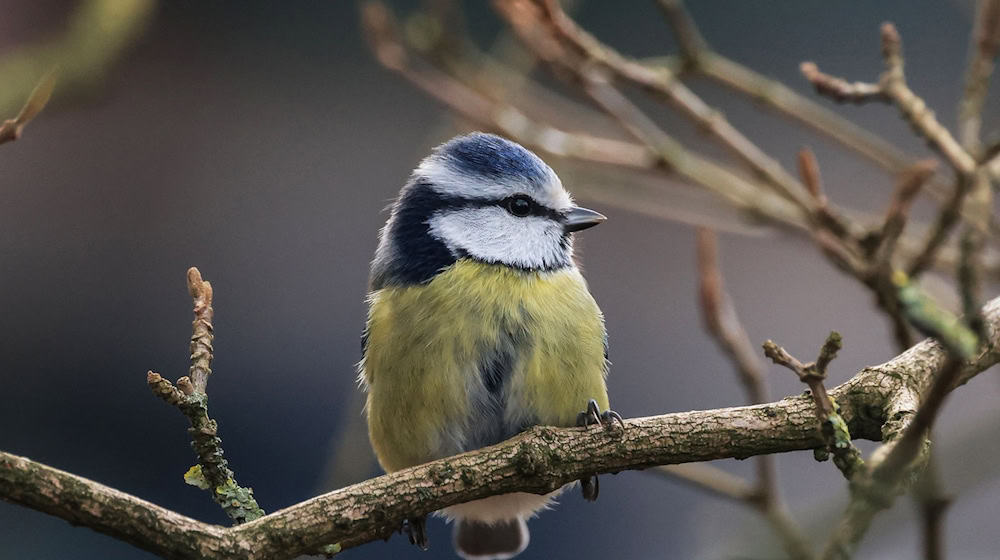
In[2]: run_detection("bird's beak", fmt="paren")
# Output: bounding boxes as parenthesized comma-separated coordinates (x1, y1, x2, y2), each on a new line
(563, 206, 607, 233)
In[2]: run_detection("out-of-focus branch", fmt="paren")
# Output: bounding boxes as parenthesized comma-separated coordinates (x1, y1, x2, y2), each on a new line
(0, 71, 56, 145)
(695, 229, 812, 559)
(147, 268, 264, 525)
(655, 0, 941, 193)
(0, 0, 154, 117)
(869, 161, 938, 351)
(362, 0, 807, 229)
(648, 463, 756, 503)
(799, 63, 885, 103)
(912, 455, 951, 560)
(696, 230, 770, 405)
(522, 0, 816, 214)
(958, 0, 1000, 157)
(802, 23, 976, 176)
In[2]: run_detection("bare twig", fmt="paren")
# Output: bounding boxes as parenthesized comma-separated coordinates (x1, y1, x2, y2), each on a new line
(912, 454, 951, 560)
(872, 160, 939, 270)
(867, 161, 938, 351)
(0, 71, 56, 145)
(654, 0, 707, 64)
(958, 0, 1000, 156)
(364, 0, 807, 229)
(764, 334, 865, 480)
(695, 229, 812, 559)
(515, 0, 816, 213)
(362, 1, 653, 168)
(802, 23, 976, 176)
(187, 267, 214, 395)
(800, 62, 885, 103)
(696, 229, 769, 404)
(653, 0, 958, 215)
(147, 268, 264, 525)
(908, 174, 974, 277)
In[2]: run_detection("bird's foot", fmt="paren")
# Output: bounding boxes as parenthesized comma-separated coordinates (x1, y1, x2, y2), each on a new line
(403, 516, 429, 551)
(576, 399, 625, 502)
(580, 474, 600, 502)
(576, 398, 625, 432)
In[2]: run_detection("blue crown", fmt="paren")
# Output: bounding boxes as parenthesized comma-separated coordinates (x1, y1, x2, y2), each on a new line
(437, 133, 550, 186)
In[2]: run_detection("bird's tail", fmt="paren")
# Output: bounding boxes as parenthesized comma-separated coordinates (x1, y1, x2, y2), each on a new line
(453, 517, 529, 560)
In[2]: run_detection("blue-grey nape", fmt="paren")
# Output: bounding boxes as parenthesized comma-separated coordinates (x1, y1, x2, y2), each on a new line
(438, 132, 552, 188)
(370, 179, 458, 289)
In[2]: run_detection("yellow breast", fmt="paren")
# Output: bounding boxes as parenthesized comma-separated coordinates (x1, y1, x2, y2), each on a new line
(361, 259, 608, 472)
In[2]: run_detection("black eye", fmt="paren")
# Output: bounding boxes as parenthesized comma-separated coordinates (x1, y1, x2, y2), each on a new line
(505, 195, 533, 217)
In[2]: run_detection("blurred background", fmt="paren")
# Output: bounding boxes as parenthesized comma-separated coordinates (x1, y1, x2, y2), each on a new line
(1, 1, 998, 559)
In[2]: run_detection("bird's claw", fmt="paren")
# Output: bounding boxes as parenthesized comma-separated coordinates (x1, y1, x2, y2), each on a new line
(575, 398, 624, 502)
(580, 474, 600, 501)
(403, 516, 429, 551)
(576, 398, 625, 432)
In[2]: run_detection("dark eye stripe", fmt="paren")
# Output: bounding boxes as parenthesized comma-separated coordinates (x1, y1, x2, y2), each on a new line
(408, 179, 563, 221)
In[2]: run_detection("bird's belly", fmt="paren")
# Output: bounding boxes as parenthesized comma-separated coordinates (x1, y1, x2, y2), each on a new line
(362, 260, 608, 473)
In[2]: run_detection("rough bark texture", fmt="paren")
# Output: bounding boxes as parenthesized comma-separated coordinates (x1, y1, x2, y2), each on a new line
(2, 296, 998, 560)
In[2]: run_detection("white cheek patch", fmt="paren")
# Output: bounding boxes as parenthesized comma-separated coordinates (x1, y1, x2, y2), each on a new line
(427, 207, 572, 270)
(416, 157, 574, 211)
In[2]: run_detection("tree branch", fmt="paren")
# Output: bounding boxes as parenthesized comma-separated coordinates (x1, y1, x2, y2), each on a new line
(4, 294, 1000, 559)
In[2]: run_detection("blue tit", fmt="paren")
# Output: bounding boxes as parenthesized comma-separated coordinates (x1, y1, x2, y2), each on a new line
(359, 132, 617, 560)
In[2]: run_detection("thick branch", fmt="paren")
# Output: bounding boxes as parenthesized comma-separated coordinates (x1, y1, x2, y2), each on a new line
(4, 295, 1000, 559)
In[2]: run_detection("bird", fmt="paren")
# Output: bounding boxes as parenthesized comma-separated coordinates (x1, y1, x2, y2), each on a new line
(359, 132, 621, 560)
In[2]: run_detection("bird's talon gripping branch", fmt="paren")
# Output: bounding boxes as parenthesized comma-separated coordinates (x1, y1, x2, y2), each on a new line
(577, 398, 626, 432)
(580, 474, 600, 501)
(575, 398, 624, 502)
(404, 516, 429, 551)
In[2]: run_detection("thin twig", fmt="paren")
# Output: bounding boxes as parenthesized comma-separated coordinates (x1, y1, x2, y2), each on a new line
(908, 174, 974, 277)
(695, 228, 813, 559)
(0, 71, 56, 145)
(872, 160, 939, 270)
(764, 334, 865, 480)
(912, 454, 951, 560)
(362, 1, 653, 168)
(800, 62, 885, 103)
(365, 0, 807, 229)
(697, 229, 769, 404)
(649, 463, 757, 502)
(654, 0, 708, 64)
(878, 23, 978, 175)
(958, 0, 1000, 157)
(802, 23, 976, 175)
(187, 267, 214, 395)
(147, 269, 264, 524)
(653, 0, 958, 214)
(524, 0, 817, 213)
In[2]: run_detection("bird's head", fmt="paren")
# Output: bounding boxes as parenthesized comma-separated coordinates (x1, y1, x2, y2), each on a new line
(372, 133, 605, 287)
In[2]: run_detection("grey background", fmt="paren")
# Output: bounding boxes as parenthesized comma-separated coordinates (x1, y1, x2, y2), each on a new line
(1, 1, 998, 559)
